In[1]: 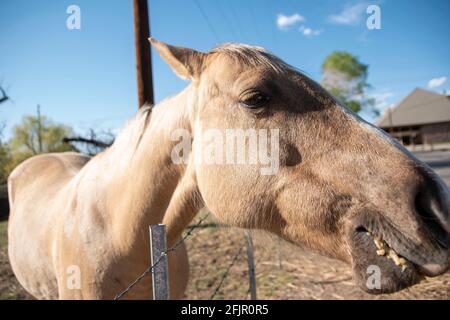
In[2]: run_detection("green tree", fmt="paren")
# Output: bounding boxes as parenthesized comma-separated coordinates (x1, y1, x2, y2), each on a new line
(0, 123, 10, 184)
(0, 143, 11, 185)
(4, 115, 75, 175)
(0, 85, 10, 184)
(321, 51, 375, 113)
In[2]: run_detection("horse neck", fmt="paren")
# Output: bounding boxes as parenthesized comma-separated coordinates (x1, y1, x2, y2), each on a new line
(100, 87, 194, 251)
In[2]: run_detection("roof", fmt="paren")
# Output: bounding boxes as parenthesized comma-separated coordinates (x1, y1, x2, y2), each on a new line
(376, 88, 450, 128)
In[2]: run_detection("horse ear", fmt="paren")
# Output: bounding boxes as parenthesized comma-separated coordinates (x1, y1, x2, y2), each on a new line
(149, 38, 206, 80)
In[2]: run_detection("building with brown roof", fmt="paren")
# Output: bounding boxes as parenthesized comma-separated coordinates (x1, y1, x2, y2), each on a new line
(377, 88, 450, 147)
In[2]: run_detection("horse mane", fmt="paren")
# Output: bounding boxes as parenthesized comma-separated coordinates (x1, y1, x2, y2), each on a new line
(105, 91, 192, 165)
(135, 103, 153, 150)
(106, 104, 152, 158)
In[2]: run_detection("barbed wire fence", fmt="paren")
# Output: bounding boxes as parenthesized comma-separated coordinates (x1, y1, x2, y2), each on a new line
(114, 213, 210, 300)
(113, 211, 261, 300)
(209, 245, 245, 300)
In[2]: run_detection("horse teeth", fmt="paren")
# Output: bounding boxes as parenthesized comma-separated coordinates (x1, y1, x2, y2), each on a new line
(369, 233, 408, 270)
(388, 249, 405, 266)
(373, 237, 384, 250)
(388, 249, 397, 259)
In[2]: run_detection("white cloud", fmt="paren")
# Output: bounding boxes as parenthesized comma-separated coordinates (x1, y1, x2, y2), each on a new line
(276, 13, 304, 30)
(428, 76, 447, 88)
(371, 91, 394, 110)
(299, 25, 322, 37)
(328, 3, 366, 25)
(357, 90, 395, 123)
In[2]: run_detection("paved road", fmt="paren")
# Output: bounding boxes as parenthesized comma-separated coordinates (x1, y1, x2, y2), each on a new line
(414, 150, 450, 187)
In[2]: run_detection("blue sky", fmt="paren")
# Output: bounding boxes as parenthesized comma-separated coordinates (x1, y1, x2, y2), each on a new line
(1, 0, 449, 138)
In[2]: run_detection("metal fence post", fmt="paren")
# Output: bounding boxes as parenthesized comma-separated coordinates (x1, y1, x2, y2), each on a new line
(244, 231, 257, 300)
(149, 224, 169, 300)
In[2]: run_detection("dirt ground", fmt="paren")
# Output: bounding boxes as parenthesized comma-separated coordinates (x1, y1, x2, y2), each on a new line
(1, 217, 449, 300)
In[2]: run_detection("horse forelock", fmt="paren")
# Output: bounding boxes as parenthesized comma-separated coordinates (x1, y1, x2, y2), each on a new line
(210, 43, 296, 75)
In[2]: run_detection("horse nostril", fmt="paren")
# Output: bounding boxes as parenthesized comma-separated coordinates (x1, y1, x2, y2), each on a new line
(414, 186, 450, 249)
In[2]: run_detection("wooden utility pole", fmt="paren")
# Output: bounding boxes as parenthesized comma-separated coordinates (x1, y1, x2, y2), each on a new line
(133, 0, 154, 108)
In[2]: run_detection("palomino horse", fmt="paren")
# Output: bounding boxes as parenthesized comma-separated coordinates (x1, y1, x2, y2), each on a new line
(8, 39, 450, 299)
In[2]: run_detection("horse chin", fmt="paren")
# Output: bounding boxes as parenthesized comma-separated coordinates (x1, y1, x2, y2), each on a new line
(349, 229, 422, 294)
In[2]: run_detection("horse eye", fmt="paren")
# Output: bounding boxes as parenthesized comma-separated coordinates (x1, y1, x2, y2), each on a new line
(240, 91, 270, 108)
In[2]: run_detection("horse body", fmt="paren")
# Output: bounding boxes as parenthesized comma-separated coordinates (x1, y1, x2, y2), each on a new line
(8, 95, 191, 299)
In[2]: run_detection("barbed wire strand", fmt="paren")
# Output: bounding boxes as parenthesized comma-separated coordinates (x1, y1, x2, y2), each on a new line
(209, 245, 244, 300)
(193, 0, 221, 43)
(114, 212, 211, 300)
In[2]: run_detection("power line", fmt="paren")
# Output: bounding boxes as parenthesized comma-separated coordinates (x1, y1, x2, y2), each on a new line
(245, 0, 262, 45)
(267, 0, 279, 49)
(193, 0, 221, 43)
(226, 0, 247, 40)
(215, 0, 239, 41)
(225, 0, 244, 39)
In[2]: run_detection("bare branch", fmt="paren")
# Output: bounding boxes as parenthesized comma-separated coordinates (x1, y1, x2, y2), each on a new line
(63, 136, 112, 149)
(63, 128, 115, 156)
(0, 86, 9, 104)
